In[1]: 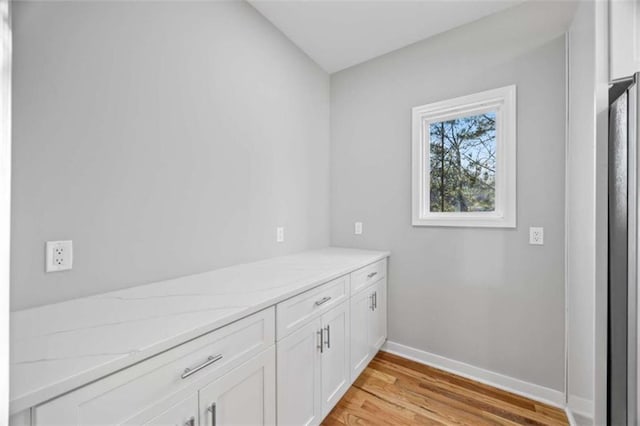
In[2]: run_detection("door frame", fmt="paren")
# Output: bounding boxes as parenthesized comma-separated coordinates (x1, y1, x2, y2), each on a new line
(1, 0, 11, 421)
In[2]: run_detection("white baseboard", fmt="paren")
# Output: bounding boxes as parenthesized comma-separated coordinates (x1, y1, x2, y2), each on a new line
(565, 406, 578, 426)
(381, 341, 566, 408)
(567, 394, 594, 420)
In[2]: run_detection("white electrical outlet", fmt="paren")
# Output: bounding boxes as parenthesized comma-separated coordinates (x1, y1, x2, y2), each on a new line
(529, 227, 544, 245)
(46, 240, 73, 272)
(354, 222, 363, 235)
(276, 227, 285, 243)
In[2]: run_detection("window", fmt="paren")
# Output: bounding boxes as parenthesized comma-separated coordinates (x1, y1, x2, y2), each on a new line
(412, 85, 516, 227)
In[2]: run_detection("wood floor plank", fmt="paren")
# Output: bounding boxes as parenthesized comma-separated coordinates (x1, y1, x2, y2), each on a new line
(322, 352, 568, 426)
(366, 359, 552, 425)
(376, 352, 541, 411)
(355, 372, 498, 425)
(322, 386, 444, 425)
(367, 356, 564, 425)
(375, 353, 538, 411)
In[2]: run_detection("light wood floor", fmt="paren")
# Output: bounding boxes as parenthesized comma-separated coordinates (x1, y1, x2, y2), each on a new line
(322, 352, 568, 426)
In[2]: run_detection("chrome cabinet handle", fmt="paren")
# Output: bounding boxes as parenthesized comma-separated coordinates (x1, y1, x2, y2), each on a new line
(374, 291, 377, 310)
(367, 272, 378, 279)
(318, 328, 324, 353)
(324, 325, 331, 349)
(181, 354, 223, 379)
(208, 403, 217, 426)
(184, 416, 195, 426)
(370, 293, 374, 311)
(315, 296, 332, 306)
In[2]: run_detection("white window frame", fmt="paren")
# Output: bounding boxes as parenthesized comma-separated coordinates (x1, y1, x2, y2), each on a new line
(411, 85, 516, 228)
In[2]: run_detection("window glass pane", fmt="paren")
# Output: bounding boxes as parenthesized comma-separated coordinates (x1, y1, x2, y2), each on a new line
(428, 111, 496, 212)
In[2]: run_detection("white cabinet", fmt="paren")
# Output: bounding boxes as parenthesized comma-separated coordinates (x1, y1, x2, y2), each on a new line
(349, 286, 373, 381)
(199, 347, 276, 426)
(142, 396, 198, 426)
(370, 279, 387, 352)
(277, 301, 351, 426)
(9, 410, 31, 426)
(350, 260, 386, 295)
(277, 319, 322, 426)
(349, 278, 387, 382)
(277, 275, 349, 340)
(320, 301, 350, 417)
(35, 345, 275, 426)
(610, 0, 640, 80)
(33, 309, 275, 426)
(22, 256, 389, 426)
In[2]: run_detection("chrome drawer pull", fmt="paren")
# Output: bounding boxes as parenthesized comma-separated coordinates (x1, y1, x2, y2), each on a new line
(367, 272, 378, 279)
(318, 328, 324, 353)
(315, 296, 332, 306)
(181, 354, 223, 379)
(325, 325, 331, 349)
(209, 403, 217, 426)
(373, 291, 377, 310)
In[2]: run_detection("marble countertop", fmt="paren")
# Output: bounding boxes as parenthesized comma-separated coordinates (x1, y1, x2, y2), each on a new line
(9, 247, 389, 414)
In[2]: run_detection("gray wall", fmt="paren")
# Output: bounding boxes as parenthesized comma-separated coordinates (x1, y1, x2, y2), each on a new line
(11, 1, 330, 310)
(330, 3, 570, 391)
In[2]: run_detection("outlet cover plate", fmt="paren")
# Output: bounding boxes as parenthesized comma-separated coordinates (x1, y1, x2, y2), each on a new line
(276, 227, 284, 243)
(46, 240, 73, 272)
(529, 227, 544, 245)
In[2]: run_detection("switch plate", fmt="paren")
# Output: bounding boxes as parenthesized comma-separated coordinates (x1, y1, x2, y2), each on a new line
(529, 227, 544, 245)
(276, 227, 284, 243)
(354, 222, 363, 235)
(46, 240, 73, 272)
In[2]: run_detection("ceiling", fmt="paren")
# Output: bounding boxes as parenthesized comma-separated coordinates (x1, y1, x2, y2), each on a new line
(248, 0, 526, 73)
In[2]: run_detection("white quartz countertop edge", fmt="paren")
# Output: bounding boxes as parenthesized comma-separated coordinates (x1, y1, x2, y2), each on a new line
(10, 248, 390, 414)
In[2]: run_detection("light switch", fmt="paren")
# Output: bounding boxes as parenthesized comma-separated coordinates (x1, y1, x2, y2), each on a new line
(354, 222, 363, 235)
(276, 227, 284, 243)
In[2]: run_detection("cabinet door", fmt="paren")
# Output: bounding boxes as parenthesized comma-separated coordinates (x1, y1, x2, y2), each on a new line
(277, 319, 322, 426)
(320, 302, 350, 417)
(369, 279, 387, 352)
(199, 347, 275, 426)
(9, 410, 31, 426)
(349, 288, 373, 382)
(610, 0, 640, 80)
(142, 395, 198, 426)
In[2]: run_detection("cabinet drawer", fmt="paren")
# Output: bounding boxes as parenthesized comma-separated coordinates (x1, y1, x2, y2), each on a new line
(34, 308, 275, 426)
(350, 259, 386, 295)
(276, 275, 349, 340)
(140, 394, 197, 426)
